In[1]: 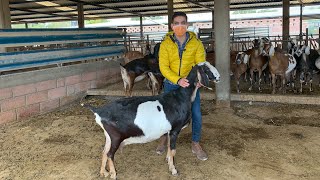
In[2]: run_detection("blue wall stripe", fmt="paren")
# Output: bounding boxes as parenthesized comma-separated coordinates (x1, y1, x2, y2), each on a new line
(0, 27, 123, 32)
(0, 51, 123, 71)
(0, 44, 124, 56)
(0, 34, 123, 45)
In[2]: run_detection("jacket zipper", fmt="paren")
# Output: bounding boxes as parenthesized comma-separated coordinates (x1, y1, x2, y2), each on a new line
(171, 35, 193, 76)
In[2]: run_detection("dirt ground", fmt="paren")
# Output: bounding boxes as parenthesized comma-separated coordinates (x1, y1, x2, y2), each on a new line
(1, 87, 320, 180)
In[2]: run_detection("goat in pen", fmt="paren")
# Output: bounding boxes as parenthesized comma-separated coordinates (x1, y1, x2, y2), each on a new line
(82, 62, 220, 179)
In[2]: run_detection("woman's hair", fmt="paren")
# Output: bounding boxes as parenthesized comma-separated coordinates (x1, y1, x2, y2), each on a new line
(172, 12, 188, 22)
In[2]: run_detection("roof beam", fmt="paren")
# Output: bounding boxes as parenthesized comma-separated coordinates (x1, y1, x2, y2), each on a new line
(67, 0, 142, 16)
(184, 0, 213, 10)
(10, 7, 75, 20)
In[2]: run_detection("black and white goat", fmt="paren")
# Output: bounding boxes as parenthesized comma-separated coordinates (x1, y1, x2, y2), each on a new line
(294, 45, 320, 92)
(120, 43, 163, 97)
(82, 62, 220, 179)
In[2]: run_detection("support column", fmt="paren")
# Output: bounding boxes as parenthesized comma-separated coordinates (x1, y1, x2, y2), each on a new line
(282, 0, 290, 51)
(214, 0, 230, 107)
(211, 10, 214, 29)
(140, 15, 143, 42)
(0, 0, 11, 29)
(299, 4, 303, 41)
(167, 0, 174, 31)
(77, 2, 84, 28)
(211, 10, 214, 43)
(0, 0, 11, 52)
(318, 27, 320, 46)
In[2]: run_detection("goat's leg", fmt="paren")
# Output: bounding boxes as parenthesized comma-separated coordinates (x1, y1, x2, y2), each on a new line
(107, 158, 117, 179)
(281, 74, 286, 94)
(100, 131, 112, 177)
(258, 69, 262, 92)
(309, 72, 313, 92)
(271, 73, 276, 94)
(167, 132, 179, 176)
(248, 69, 254, 91)
(165, 133, 170, 161)
(100, 151, 109, 177)
(269, 73, 272, 86)
(299, 72, 304, 93)
(146, 77, 152, 90)
(290, 72, 297, 93)
(293, 69, 297, 80)
(120, 67, 130, 97)
(236, 78, 241, 93)
(128, 78, 134, 97)
(106, 137, 121, 179)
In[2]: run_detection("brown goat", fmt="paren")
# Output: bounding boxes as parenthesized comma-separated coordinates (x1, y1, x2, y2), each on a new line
(206, 50, 248, 93)
(123, 51, 144, 64)
(264, 42, 297, 94)
(247, 39, 269, 92)
(232, 52, 249, 93)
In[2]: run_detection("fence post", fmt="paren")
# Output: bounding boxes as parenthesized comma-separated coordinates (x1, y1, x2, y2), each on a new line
(124, 28, 128, 52)
(318, 27, 320, 46)
(306, 28, 308, 46)
(128, 36, 131, 51)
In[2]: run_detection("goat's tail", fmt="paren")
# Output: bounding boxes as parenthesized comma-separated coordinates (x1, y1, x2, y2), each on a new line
(81, 103, 97, 113)
(80, 95, 97, 113)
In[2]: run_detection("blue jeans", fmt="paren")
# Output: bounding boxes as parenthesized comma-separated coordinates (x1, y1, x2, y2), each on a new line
(163, 80, 202, 142)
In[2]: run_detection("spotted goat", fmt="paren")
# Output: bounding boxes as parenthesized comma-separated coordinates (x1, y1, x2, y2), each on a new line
(82, 61, 220, 179)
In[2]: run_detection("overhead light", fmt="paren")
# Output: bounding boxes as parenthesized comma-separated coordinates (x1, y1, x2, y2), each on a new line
(55, 7, 75, 11)
(35, 1, 59, 7)
(86, 15, 100, 18)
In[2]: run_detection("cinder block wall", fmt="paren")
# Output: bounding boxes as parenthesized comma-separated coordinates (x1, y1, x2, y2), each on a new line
(0, 60, 122, 124)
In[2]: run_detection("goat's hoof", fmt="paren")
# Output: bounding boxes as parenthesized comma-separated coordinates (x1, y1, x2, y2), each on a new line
(110, 172, 117, 179)
(100, 170, 109, 177)
(171, 169, 179, 176)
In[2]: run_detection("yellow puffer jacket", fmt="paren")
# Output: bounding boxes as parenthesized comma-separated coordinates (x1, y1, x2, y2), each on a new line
(159, 31, 206, 84)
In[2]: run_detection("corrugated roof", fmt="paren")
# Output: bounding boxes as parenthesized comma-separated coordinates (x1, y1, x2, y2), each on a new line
(9, 0, 320, 24)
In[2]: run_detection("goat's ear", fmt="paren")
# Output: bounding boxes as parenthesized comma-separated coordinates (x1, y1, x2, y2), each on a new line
(244, 54, 250, 64)
(197, 66, 209, 86)
(269, 46, 275, 56)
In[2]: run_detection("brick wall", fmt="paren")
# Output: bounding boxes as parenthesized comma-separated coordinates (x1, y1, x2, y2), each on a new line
(0, 66, 121, 124)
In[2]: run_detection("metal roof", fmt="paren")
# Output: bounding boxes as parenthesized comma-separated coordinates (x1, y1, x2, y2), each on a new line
(9, 0, 320, 24)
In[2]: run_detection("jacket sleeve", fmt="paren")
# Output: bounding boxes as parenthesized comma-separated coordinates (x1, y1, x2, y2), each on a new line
(159, 43, 181, 84)
(195, 40, 206, 64)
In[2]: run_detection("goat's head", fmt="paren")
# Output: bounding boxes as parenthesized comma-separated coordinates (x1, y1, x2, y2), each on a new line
(253, 37, 270, 50)
(288, 38, 296, 50)
(261, 37, 270, 44)
(252, 39, 262, 49)
(235, 52, 249, 65)
(295, 45, 310, 57)
(196, 61, 220, 89)
(262, 42, 275, 57)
